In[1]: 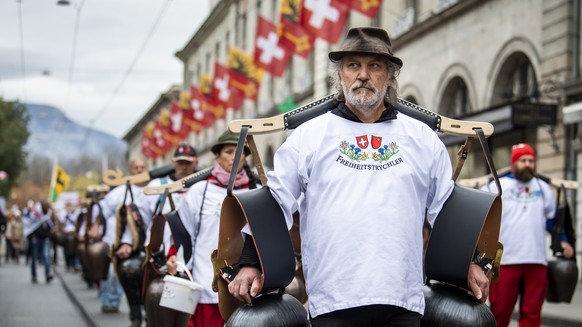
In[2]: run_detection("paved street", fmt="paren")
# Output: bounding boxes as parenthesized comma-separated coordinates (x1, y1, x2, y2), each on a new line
(1, 249, 581, 326)
(0, 249, 133, 327)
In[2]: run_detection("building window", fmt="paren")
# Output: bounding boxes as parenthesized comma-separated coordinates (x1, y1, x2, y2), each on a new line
(491, 52, 538, 106)
(205, 52, 211, 74)
(441, 77, 471, 117)
(392, 0, 416, 38)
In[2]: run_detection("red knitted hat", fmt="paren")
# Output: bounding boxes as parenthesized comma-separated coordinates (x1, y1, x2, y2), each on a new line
(511, 143, 536, 164)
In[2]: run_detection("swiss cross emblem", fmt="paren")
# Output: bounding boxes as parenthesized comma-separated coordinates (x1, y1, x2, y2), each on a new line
(356, 135, 369, 149)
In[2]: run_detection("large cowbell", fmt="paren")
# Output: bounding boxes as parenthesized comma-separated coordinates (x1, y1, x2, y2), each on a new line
(425, 175, 502, 289)
(216, 127, 297, 322)
(217, 187, 296, 321)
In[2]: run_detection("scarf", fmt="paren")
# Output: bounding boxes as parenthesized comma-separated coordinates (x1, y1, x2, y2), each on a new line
(212, 161, 249, 188)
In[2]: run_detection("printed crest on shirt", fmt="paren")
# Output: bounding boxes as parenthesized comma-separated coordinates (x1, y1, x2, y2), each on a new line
(336, 135, 404, 171)
(510, 185, 542, 202)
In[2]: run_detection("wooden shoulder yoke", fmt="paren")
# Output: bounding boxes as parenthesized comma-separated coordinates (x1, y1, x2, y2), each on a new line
(228, 94, 494, 138)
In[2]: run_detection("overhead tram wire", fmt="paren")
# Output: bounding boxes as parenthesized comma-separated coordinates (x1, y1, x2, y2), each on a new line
(17, 0, 27, 102)
(82, 0, 174, 144)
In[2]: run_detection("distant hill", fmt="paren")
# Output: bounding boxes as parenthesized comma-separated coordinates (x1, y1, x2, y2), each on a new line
(24, 103, 127, 166)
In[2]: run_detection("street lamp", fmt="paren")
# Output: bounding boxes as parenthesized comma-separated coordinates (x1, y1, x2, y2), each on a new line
(57, 0, 71, 5)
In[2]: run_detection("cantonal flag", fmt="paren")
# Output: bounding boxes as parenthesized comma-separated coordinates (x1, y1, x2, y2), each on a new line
(279, 0, 315, 58)
(49, 164, 71, 203)
(346, 0, 382, 18)
(228, 46, 264, 100)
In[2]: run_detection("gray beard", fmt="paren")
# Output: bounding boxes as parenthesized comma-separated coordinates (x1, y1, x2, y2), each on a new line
(341, 79, 388, 113)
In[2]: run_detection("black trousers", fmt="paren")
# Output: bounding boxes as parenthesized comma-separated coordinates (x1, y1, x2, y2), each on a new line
(310, 304, 421, 327)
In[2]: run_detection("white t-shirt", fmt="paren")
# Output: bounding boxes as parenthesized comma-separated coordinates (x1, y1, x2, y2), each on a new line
(483, 176, 555, 265)
(267, 111, 454, 317)
(136, 177, 189, 256)
(177, 177, 256, 304)
(99, 184, 145, 246)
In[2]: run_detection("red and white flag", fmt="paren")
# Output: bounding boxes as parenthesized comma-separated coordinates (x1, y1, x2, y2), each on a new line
(300, 0, 349, 44)
(212, 63, 244, 110)
(254, 16, 291, 77)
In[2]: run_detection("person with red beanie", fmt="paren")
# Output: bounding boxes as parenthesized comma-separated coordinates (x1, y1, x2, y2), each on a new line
(483, 143, 574, 327)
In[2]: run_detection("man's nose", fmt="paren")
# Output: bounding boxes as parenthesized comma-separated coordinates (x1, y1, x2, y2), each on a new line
(357, 68, 370, 81)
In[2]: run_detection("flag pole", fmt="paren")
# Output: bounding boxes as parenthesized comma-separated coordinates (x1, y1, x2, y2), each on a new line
(48, 157, 58, 203)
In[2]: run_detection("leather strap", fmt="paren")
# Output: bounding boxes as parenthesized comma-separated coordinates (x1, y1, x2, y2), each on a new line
(165, 210, 192, 264)
(475, 129, 501, 196)
(452, 137, 474, 181)
(227, 126, 250, 197)
(247, 134, 267, 186)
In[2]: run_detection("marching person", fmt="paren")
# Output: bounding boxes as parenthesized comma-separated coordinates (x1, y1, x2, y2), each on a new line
(59, 202, 81, 271)
(23, 200, 56, 283)
(166, 131, 260, 327)
(6, 206, 25, 264)
(101, 157, 148, 326)
(137, 143, 199, 255)
(483, 143, 574, 327)
(227, 27, 489, 326)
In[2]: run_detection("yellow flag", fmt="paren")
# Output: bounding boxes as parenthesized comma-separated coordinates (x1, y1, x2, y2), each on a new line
(51, 164, 71, 202)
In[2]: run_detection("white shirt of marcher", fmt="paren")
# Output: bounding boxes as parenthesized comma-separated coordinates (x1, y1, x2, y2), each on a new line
(266, 111, 454, 318)
(483, 176, 555, 265)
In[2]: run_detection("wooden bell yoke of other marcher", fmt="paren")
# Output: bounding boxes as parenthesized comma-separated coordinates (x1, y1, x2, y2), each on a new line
(103, 164, 175, 187)
(457, 166, 579, 190)
(143, 167, 213, 195)
(214, 94, 502, 319)
(141, 168, 214, 273)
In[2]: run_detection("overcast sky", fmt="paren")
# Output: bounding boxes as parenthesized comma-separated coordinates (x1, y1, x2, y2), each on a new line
(0, 0, 210, 138)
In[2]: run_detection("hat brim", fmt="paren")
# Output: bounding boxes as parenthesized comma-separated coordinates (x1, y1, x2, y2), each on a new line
(211, 144, 251, 156)
(328, 51, 403, 68)
(173, 155, 196, 162)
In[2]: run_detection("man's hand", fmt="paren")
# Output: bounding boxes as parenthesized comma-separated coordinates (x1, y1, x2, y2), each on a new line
(467, 263, 489, 302)
(561, 241, 575, 258)
(228, 266, 262, 304)
(166, 255, 177, 275)
(115, 243, 132, 259)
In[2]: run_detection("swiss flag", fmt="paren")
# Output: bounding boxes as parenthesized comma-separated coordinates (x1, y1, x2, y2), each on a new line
(157, 111, 181, 147)
(355, 135, 369, 149)
(254, 16, 291, 77)
(141, 127, 156, 159)
(345, 0, 383, 18)
(300, 0, 349, 44)
(187, 85, 216, 132)
(212, 63, 244, 110)
(169, 101, 190, 140)
(152, 120, 172, 156)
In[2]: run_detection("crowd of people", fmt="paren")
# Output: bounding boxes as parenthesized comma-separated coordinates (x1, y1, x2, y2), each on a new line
(0, 26, 577, 327)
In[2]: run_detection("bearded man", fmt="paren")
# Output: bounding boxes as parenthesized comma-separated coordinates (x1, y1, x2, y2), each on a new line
(228, 27, 489, 326)
(483, 143, 574, 327)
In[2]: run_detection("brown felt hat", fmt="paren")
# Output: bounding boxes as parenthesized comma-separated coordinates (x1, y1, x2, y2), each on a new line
(329, 27, 403, 68)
